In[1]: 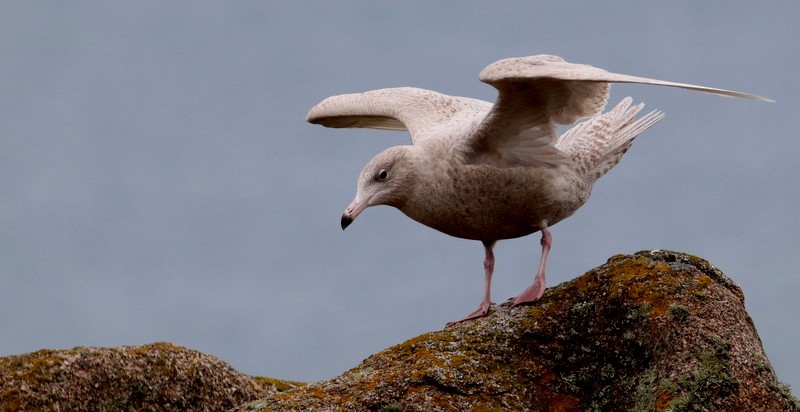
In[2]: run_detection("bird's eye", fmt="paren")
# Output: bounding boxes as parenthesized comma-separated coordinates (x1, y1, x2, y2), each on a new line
(376, 169, 388, 181)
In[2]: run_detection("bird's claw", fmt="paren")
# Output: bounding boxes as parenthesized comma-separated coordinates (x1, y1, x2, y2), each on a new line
(446, 301, 494, 326)
(505, 278, 546, 307)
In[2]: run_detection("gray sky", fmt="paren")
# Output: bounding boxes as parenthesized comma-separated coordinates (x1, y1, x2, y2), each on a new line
(1, 1, 798, 390)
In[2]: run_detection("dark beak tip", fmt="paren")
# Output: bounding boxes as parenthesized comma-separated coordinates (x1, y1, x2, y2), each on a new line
(341, 214, 353, 230)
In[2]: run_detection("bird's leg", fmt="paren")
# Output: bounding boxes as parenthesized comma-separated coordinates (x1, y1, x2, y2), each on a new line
(510, 226, 551, 306)
(447, 241, 496, 325)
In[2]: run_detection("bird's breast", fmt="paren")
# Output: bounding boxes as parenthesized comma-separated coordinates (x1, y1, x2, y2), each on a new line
(400, 165, 590, 241)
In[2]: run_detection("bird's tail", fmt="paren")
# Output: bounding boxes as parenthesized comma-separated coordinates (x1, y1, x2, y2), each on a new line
(555, 97, 664, 186)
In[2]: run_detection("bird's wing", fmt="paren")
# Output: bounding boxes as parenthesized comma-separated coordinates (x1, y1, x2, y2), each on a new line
(465, 54, 771, 168)
(307, 87, 492, 144)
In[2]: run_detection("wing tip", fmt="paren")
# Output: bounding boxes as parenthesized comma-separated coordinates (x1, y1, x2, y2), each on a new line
(306, 105, 324, 124)
(733, 93, 774, 103)
(306, 96, 338, 124)
(699, 88, 773, 102)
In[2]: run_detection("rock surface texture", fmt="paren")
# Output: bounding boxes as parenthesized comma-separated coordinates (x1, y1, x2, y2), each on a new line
(0, 342, 302, 412)
(1, 251, 797, 411)
(236, 250, 798, 412)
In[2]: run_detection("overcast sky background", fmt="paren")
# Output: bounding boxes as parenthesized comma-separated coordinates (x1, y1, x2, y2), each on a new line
(1, 2, 798, 391)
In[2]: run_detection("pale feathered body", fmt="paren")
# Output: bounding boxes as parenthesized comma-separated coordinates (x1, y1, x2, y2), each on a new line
(400, 148, 589, 240)
(307, 54, 769, 323)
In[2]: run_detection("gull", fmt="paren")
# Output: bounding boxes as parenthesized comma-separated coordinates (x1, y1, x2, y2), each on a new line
(306, 54, 770, 324)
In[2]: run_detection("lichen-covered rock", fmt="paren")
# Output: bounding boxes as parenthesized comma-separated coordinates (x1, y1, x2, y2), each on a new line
(0, 342, 302, 412)
(235, 250, 799, 412)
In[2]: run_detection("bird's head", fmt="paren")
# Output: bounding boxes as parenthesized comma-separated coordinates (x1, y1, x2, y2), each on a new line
(341, 146, 415, 230)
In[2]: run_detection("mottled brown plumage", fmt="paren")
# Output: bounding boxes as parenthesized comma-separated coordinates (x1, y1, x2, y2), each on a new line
(307, 54, 769, 323)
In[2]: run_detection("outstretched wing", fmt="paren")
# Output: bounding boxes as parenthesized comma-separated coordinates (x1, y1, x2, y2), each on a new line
(307, 87, 492, 144)
(465, 54, 771, 168)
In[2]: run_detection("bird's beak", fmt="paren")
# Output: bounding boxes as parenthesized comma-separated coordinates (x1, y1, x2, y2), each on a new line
(341, 197, 367, 230)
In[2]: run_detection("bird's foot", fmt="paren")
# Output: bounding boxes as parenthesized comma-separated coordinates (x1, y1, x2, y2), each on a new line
(507, 276, 546, 307)
(446, 301, 494, 326)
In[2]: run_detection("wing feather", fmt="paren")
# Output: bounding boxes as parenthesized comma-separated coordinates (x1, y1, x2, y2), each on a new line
(307, 87, 492, 144)
(463, 55, 770, 169)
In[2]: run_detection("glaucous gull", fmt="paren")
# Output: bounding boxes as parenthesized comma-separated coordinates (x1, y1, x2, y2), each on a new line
(307, 55, 770, 324)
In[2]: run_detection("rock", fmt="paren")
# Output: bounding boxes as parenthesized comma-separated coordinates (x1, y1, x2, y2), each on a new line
(1, 251, 796, 411)
(0, 342, 303, 412)
(235, 250, 798, 412)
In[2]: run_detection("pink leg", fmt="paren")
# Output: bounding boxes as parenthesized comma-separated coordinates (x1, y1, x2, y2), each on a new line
(448, 241, 496, 325)
(510, 226, 551, 306)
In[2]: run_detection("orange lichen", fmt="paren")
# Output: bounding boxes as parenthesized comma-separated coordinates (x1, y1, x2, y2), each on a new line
(655, 390, 674, 410)
(545, 394, 581, 412)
